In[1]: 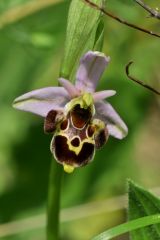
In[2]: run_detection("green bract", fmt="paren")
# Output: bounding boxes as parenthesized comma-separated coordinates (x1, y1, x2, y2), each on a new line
(128, 180, 160, 239)
(60, 0, 105, 80)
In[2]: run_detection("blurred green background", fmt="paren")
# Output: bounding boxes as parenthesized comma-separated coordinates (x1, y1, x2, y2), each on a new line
(0, 0, 160, 239)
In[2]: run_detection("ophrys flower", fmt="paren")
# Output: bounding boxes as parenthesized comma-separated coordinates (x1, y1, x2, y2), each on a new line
(13, 51, 128, 173)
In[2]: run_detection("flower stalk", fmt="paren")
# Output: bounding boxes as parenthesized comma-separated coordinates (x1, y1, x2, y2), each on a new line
(47, 160, 63, 240)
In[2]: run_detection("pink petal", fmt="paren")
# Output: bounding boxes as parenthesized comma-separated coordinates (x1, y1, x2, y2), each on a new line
(13, 87, 69, 117)
(95, 101, 128, 139)
(58, 78, 80, 98)
(93, 90, 116, 101)
(75, 51, 110, 93)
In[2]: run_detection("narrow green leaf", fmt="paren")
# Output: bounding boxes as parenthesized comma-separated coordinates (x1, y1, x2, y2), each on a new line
(93, 20, 104, 51)
(128, 180, 160, 240)
(60, 0, 104, 81)
(92, 214, 160, 240)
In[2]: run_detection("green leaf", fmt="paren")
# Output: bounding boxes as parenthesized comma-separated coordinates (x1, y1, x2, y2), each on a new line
(128, 180, 160, 240)
(60, 0, 105, 81)
(92, 214, 160, 240)
(93, 19, 104, 52)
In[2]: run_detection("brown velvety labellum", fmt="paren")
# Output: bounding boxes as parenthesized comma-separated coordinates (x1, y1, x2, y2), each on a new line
(44, 110, 57, 133)
(60, 119, 68, 131)
(71, 137, 80, 147)
(95, 128, 108, 149)
(87, 125, 95, 137)
(53, 135, 94, 166)
(70, 104, 92, 129)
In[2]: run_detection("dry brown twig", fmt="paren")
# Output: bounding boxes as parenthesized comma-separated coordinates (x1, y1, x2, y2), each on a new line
(83, 0, 160, 95)
(83, 0, 160, 38)
(126, 62, 160, 95)
(133, 0, 160, 19)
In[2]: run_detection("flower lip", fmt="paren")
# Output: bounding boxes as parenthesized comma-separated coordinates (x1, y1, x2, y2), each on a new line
(60, 119, 69, 131)
(44, 110, 58, 133)
(70, 104, 92, 129)
(71, 137, 80, 147)
(95, 127, 109, 149)
(52, 135, 95, 167)
(87, 124, 95, 138)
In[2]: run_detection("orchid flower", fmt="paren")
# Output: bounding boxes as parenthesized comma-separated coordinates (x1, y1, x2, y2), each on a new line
(13, 51, 128, 173)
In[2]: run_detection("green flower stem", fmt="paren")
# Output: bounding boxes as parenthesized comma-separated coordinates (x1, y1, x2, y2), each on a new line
(47, 160, 63, 240)
(92, 214, 160, 240)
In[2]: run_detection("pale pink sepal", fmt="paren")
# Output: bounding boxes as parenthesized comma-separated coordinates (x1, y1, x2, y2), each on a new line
(95, 101, 128, 139)
(13, 87, 69, 117)
(58, 78, 80, 98)
(75, 51, 110, 93)
(93, 90, 116, 101)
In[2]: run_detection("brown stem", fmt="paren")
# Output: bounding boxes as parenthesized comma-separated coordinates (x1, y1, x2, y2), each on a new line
(133, 0, 160, 19)
(83, 0, 160, 38)
(125, 61, 160, 95)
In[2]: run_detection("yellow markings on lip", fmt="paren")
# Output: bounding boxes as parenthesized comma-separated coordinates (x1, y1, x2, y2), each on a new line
(68, 137, 95, 155)
(67, 136, 81, 155)
(57, 133, 95, 156)
(82, 93, 93, 108)
(92, 119, 105, 131)
(63, 164, 75, 173)
(65, 93, 95, 115)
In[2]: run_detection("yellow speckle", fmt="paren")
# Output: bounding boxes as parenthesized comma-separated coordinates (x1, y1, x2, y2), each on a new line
(63, 164, 75, 173)
(82, 93, 93, 107)
(65, 93, 95, 115)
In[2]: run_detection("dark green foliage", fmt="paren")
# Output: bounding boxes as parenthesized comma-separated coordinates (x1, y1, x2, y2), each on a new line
(128, 180, 160, 240)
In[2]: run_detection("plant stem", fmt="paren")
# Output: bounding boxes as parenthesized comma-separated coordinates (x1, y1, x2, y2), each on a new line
(47, 160, 63, 240)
